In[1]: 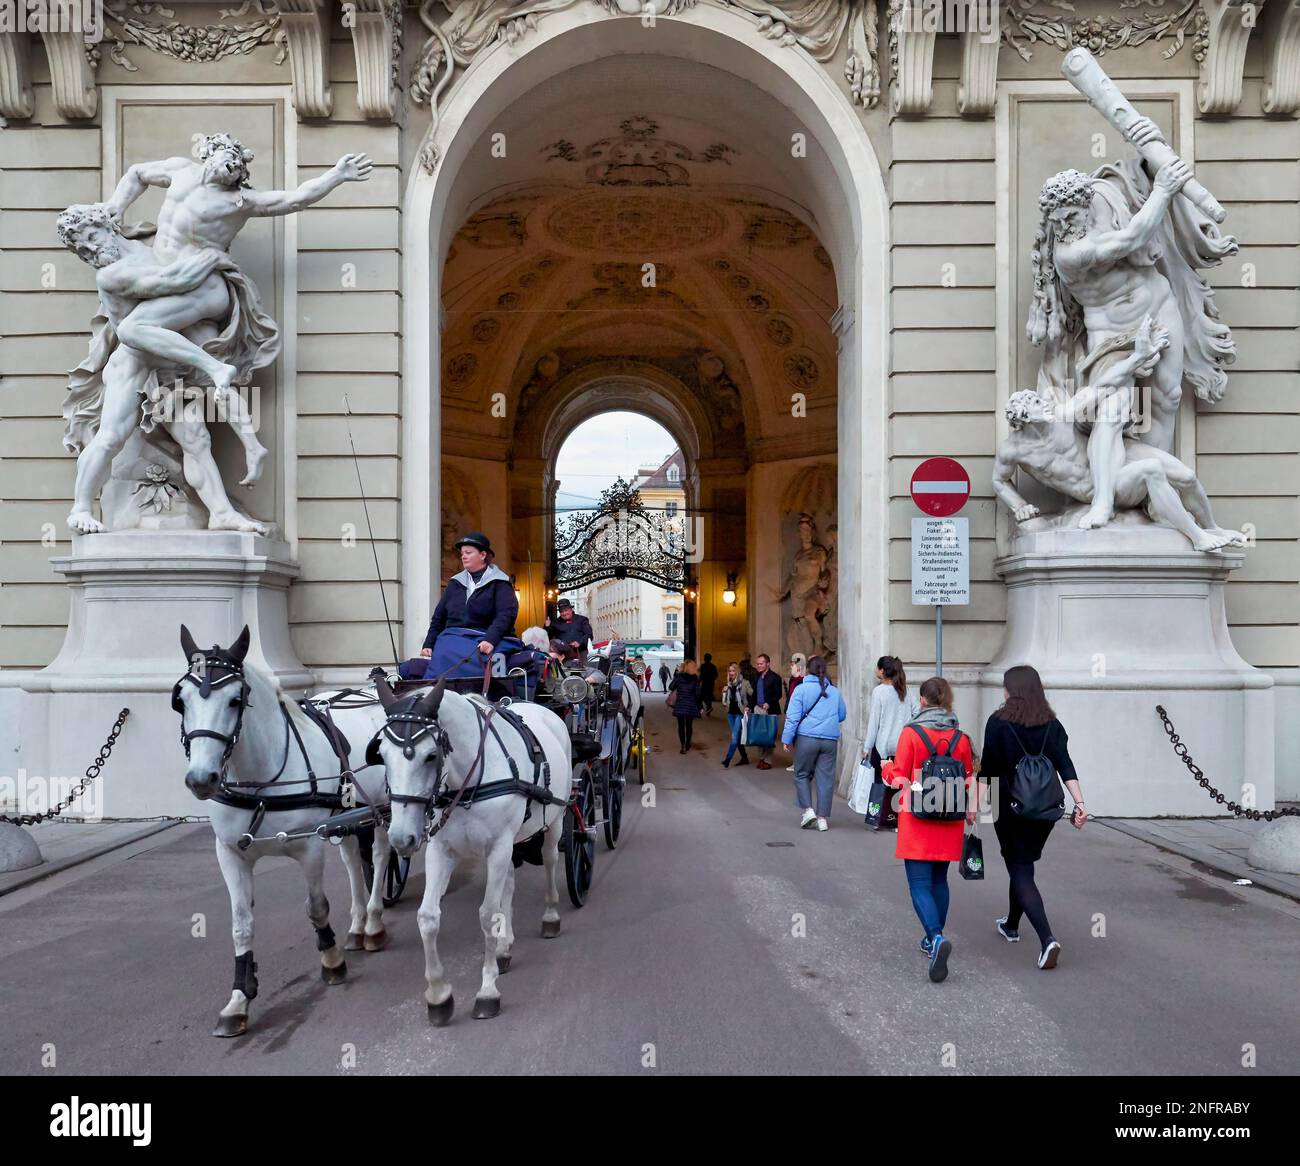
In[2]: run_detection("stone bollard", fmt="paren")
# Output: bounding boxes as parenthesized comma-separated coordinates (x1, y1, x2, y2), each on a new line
(1246, 817, 1300, 876)
(0, 822, 43, 873)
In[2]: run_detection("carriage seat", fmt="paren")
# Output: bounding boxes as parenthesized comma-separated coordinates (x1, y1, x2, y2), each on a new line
(569, 733, 602, 762)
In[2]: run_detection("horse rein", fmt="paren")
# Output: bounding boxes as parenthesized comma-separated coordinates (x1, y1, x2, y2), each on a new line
(173, 657, 249, 776)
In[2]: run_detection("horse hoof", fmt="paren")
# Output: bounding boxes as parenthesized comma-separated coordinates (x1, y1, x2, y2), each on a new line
(496, 954, 512, 974)
(212, 1014, 248, 1038)
(363, 929, 388, 952)
(427, 996, 454, 1026)
(320, 960, 347, 986)
(540, 919, 561, 939)
(472, 996, 501, 1020)
(344, 932, 365, 951)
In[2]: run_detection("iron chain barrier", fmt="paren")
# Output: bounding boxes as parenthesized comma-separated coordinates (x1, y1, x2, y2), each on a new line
(1157, 705, 1298, 821)
(0, 707, 130, 826)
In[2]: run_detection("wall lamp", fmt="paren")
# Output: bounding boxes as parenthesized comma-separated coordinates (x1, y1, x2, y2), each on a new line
(723, 570, 739, 606)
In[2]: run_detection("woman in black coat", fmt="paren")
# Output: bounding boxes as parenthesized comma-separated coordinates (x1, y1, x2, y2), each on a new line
(978, 665, 1088, 970)
(668, 660, 702, 753)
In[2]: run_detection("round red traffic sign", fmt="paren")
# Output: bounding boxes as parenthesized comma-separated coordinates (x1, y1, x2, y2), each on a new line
(910, 457, 970, 517)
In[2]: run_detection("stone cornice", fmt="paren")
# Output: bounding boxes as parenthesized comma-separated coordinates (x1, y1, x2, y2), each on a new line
(1198, 0, 1261, 115)
(280, 0, 334, 119)
(1263, 0, 1300, 115)
(0, 31, 34, 120)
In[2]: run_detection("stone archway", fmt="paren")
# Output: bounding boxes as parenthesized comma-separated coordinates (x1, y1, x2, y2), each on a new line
(402, 4, 890, 774)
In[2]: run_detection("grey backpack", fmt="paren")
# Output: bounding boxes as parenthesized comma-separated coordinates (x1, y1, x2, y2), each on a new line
(1006, 723, 1065, 822)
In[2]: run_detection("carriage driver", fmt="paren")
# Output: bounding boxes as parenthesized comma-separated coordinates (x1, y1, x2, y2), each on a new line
(416, 532, 519, 676)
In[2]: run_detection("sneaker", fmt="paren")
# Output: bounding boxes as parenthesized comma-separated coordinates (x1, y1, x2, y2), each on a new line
(996, 917, 1021, 943)
(786, 765, 795, 772)
(919, 936, 933, 957)
(815, 817, 828, 832)
(721, 759, 730, 768)
(928, 935, 952, 983)
(799, 807, 817, 829)
(757, 761, 772, 770)
(1038, 939, 1061, 970)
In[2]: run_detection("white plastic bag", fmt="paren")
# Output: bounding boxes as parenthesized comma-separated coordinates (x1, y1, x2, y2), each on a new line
(847, 757, 875, 814)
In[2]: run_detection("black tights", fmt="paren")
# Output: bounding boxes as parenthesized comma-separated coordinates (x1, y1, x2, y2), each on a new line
(1006, 860, 1054, 948)
(676, 716, 693, 750)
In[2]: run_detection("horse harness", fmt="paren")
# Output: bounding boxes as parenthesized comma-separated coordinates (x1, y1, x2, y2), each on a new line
(171, 655, 371, 830)
(370, 692, 566, 840)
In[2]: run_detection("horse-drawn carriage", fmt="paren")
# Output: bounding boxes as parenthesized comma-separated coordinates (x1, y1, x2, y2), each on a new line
(170, 622, 643, 1033)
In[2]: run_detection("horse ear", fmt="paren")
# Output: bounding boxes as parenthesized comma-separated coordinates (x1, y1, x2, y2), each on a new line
(180, 624, 199, 663)
(420, 677, 446, 718)
(369, 666, 397, 709)
(228, 625, 251, 665)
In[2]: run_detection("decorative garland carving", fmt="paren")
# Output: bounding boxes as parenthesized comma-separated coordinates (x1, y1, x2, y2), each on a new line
(99, 1, 289, 71)
(1000, 0, 1209, 64)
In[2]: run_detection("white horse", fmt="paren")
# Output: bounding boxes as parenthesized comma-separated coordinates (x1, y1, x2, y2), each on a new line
(373, 674, 572, 1024)
(172, 624, 392, 1037)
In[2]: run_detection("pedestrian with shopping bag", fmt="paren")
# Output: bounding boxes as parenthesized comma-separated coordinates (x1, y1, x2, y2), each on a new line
(860, 656, 920, 831)
(883, 676, 976, 983)
(720, 662, 754, 768)
(781, 655, 846, 831)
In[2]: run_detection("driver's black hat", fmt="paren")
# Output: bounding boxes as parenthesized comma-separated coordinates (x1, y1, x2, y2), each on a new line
(454, 532, 493, 555)
(556, 597, 574, 610)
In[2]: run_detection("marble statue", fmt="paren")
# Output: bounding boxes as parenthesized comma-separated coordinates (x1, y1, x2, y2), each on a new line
(1004, 55, 1239, 550)
(994, 317, 1245, 554)
(778, 512, 829, 658)
(59, 133, 372, 534)
(819, 522, 837, 659)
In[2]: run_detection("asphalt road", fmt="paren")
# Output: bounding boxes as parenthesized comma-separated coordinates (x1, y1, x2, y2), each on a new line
(2, 693, 1297, 1076)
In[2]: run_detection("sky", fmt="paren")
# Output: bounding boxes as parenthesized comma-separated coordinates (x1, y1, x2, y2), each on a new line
(554, 412, 678, 511)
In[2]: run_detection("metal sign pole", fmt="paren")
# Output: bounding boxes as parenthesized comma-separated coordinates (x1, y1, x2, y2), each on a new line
(935, 604, 943, 678)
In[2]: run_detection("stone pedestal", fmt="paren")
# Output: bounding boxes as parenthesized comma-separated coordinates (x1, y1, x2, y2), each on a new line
(8, 531, 314, 819)
(978, 527, 1274, 818)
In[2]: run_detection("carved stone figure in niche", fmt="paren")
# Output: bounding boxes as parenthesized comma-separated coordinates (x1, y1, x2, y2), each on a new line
(819, 523, 838, 659)
(778, 512, 829, 659)
(697, 351, 745, 433)
(1027, 114, 1235, 529)
(995, 318, 1245, 553)
(59, 134, 371, 535)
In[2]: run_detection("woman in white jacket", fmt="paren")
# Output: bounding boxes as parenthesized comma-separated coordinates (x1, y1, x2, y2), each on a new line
(861, 656, 920, 831)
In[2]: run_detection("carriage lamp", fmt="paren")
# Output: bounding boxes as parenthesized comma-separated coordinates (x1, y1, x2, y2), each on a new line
(722, 571, 738, 606)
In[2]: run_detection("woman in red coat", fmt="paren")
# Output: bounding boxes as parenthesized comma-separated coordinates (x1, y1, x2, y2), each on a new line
(883, 676, 976, 983)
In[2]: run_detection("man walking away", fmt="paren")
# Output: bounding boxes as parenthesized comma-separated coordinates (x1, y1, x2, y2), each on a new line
(658, 662, 670, 693)
(698, 653, 719, 716)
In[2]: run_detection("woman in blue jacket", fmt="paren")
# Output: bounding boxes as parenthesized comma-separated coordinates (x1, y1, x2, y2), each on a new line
(781, 655, 847, 831)
(417, 532, 518, 678)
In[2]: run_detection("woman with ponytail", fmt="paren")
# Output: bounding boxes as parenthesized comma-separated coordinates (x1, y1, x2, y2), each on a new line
(780, 655, 846, 832)
(861, 656, 921, 830)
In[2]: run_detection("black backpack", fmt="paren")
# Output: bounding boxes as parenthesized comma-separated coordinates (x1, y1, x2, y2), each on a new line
(906, 724, 968, 822)
(1006, 723, 1065, 821)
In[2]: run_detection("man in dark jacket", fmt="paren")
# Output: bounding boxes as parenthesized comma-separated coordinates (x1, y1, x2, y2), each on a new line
(544, 598, 593, 659)
(698, 653, 719, 716)
(751, 652, 785, 769)
(419, 532, 517, 671)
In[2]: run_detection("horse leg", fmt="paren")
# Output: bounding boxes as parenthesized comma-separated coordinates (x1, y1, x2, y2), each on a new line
(540, 813, 563, 939)
(362, 822, 391, 951)
(337, 834, 370, 951)
(213, 842, 257, 1038)
(496, 862, 516, 974)
(473, 834, 514, 1018)
(418, 843, 456, 1025)
(301, 840, 347, 985)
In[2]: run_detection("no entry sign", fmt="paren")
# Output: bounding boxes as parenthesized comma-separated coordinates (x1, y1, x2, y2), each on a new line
(910, 457, 970, 517)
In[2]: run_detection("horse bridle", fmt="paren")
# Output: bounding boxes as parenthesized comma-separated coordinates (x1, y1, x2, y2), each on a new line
(172, 655, 250, 776)
(373, 704, 455, 824)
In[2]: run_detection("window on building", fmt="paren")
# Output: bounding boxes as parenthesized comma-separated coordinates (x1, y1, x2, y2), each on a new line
(666, 465, 680, 483)
(665, 612, 678, 637)
(665, 501, 678, 517)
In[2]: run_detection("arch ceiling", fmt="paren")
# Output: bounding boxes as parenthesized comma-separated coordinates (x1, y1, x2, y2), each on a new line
(439, 54, 839, 461)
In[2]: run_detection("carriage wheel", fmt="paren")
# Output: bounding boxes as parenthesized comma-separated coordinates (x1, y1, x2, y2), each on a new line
(603, 769, 624, 850)
(633, 726, 648, 785)
(562, 767, 596, 908)
(382, 848, 411, 908)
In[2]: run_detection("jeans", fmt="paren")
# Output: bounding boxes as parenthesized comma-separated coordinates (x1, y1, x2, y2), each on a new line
(723, 713, 749, 764)
(904, 859, 951, 942)
(793, 736, 838, 817)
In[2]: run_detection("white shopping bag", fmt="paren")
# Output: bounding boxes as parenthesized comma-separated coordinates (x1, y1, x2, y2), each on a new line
(847, 757, 876, 814)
